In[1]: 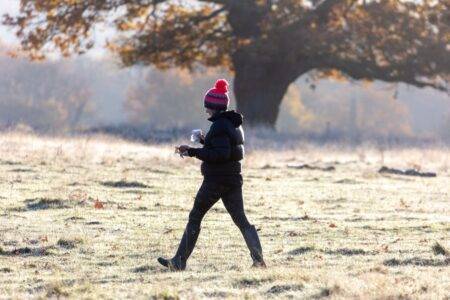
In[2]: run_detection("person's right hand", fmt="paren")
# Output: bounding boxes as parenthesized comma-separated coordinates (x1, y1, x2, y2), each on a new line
(175, 145, 190, 158)
(178, 145, 190, 153)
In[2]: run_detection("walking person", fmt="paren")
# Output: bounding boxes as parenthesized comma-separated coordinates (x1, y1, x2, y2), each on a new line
(157, 79, 266, 271)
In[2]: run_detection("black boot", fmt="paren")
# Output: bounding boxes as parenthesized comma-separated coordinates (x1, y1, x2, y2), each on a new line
(242, 225, 266, 268)
(157, 223, 200, 271)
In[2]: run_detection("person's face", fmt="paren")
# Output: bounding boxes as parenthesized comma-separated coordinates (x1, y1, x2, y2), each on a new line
(205, 108, 215, 117)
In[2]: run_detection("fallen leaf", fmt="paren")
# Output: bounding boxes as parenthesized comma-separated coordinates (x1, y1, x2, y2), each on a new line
(399, 199, 410, 208)
(94, 199, 104, 209)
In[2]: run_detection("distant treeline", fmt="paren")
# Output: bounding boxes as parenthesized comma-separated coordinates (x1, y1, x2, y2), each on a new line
(0, 52, 449, 143)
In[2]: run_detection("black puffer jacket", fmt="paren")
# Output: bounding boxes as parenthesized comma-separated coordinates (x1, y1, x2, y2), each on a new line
(187, 110, 244, 177)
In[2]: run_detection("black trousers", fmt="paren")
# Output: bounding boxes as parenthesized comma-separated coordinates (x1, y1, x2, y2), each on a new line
(187, 175, 252, 232)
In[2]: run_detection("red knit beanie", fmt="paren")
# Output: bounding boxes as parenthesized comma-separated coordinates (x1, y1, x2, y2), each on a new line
(204, 79, 230, 111)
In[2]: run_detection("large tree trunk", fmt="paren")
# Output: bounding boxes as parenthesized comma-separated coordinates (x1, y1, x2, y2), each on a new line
(232, 54, 295, 128)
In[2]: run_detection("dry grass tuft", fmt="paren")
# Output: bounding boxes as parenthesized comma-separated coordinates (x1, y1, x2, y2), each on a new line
(432, 242, 449, 256)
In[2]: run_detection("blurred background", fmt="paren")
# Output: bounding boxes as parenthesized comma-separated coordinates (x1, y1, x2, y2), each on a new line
(0, 1, 448, 144)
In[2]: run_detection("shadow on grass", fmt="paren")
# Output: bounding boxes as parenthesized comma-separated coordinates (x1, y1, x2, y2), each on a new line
(384, 257, 450, 267)
(100, 180, 150, 188)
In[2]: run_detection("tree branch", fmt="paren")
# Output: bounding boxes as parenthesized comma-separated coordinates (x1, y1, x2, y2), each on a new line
(319, 56, 448, 91)
(192, 6, 227, 23)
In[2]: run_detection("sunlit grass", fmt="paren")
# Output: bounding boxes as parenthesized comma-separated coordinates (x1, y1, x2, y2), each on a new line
(0, 132, 449, 299)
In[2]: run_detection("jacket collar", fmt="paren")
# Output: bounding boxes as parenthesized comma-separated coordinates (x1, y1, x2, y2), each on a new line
(208, 110, 225, 122)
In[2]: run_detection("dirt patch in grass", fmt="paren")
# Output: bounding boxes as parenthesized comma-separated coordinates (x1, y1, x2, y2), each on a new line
(10, 168, 34, 173)
(150, 291, 179, 300)
(44, 283, 70, 298)
(379, 166, 437, 177)
(384, 257, 450, 267)
(97, 261, 116, 267)
(203, 291, 230, 298)
(0, 160, 21, 165)
(261, 215, 312, 222)
(131, 265, 157, 273)
(312, 285, 341, 299)
(267, 284, 304, 294)
(19, 197, 87, 211)
(57, 238, 83, 249)
(121, 190, 157, 195)
(288, 247, 373, 256)
(25, 198, 70, 210)
(235, 277, 273, 288)
(0, 267, 12, 273)
(288, 247, 315, 255)
(211, 207, 228, 214)
(324, 248, 374, 256)
(65, 216, 85, 222)
(153, 203, 188, 212)
(0, 246, 54, 257)
(85, 221, 101, 225)
(288, 164, 335, 172)
(261, 164, 278, 170)
(142, 167, 173, 175)
(100, 180, 150, 188)
(334, 179, 361, 184)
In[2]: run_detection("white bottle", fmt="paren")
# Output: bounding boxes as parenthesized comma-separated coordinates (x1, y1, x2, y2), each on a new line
(190, 129, 203, 143)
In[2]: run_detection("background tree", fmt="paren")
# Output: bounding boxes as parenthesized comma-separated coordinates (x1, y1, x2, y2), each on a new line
(4, 0, 449, 127)
(0, 52, 93, 131)
(125, 68, 219, 128)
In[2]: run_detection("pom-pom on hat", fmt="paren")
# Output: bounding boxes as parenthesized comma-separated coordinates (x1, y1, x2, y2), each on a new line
(204, 79, 230, 110)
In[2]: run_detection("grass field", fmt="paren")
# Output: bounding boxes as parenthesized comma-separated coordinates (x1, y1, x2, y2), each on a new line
(0, 133, 449, 299)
